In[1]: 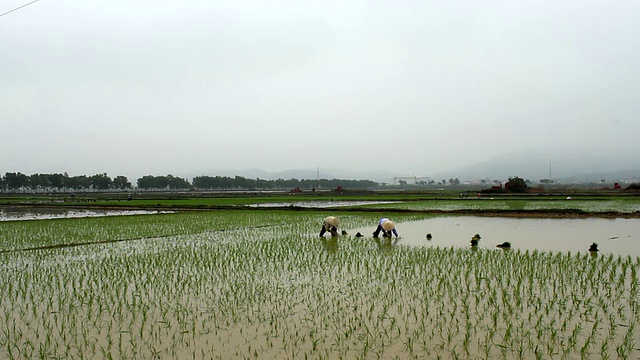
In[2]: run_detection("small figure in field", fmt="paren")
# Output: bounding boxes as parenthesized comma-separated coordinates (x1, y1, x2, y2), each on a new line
(589, 242, 599, 252)
(496, 241, 511, 248)
(373, 218, 398, 238)
(470, 234, 481, 246)
(426, 233, 432, 240)
(319, 216, 340, 237)
(355, 232, 364, 237)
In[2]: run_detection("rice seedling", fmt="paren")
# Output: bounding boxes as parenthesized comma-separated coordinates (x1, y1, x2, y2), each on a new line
(0, 211, 638, 358)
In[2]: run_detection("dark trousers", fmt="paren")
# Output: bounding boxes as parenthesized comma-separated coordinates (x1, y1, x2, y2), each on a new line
(373, 225, 390, 237)
(320, 226, 337, 236)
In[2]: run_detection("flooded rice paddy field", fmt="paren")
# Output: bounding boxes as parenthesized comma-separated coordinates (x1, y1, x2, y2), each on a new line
(366, 198, 640, 213)
(348, 216, 640, 257)
(0, 206, 173, 221)
(1, 211, 639, 358)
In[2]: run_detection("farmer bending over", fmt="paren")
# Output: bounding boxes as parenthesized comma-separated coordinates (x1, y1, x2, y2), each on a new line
(319, 216, 340, 237)
(373, 218, 398, 238)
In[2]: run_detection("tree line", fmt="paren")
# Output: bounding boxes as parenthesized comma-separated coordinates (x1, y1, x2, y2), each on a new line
(191, 175, 377, 190)
(1, 172, 131, 191)
(0, 172, 378, 192)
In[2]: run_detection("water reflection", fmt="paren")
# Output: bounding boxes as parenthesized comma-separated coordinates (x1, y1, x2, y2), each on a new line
(0, 207, 174, 221)
(376, 237, 399, 255)
(321, 237, 339, 254)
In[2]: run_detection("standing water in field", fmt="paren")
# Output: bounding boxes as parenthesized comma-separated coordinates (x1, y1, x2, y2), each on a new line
(348, 216, 640, 257)
(0, 207, 173, 221)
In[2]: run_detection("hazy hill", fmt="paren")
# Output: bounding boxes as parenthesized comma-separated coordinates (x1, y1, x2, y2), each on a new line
(431, 149, 640, 183)
(184, 149, 639, 184)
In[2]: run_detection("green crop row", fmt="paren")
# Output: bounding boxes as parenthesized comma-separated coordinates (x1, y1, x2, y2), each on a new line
(0, 211, 638, 359)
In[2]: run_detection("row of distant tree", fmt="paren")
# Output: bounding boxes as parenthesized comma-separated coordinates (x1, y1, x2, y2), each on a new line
(1, 172, 131, 191)
(0, 172, 378, 191)
(191, 175, 377, 190)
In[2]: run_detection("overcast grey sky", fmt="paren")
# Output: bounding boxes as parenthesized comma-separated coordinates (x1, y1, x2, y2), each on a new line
(2, 0, 639, 180)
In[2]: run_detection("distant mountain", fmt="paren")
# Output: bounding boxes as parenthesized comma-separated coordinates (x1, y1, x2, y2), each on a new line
(560, 168, 640, 183)
(262, 168, 335, 180)
(431, 149, 640, 183)
(319, 168, 404, 183)
(183, 149, 639, 185)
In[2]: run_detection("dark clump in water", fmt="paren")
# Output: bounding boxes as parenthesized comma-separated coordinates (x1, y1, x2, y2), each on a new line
(589, 242, 599, 252)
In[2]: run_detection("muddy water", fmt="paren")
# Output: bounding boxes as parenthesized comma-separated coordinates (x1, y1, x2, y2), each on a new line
(0, 207, 173, 221)
(348, 216, 640, 257)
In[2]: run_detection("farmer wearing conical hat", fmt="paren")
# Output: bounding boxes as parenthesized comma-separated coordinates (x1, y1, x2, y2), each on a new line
(319, 216, 340, 237)
(373, 218, 398, 238)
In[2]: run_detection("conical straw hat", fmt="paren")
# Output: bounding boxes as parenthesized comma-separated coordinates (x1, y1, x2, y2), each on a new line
(381, 220, 394, 231)
(324, 216, 339, 227)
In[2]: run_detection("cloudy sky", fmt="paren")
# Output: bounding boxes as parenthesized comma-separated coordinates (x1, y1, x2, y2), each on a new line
(1, 0, 639, 180)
